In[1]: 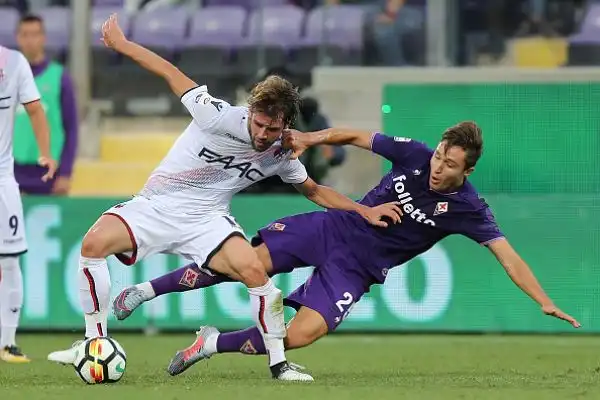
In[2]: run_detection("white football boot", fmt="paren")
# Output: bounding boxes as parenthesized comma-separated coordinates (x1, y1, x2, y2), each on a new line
(47, 340, 83, 365)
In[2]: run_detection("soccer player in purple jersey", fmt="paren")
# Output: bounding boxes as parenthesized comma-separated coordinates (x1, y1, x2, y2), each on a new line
(114, 121, 580, 378)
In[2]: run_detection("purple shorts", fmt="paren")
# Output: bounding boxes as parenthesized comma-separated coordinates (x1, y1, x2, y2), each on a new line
(252, 211, 373, 332)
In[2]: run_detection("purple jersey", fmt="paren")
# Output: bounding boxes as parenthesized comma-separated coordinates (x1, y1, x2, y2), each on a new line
(324, 133, 504, 282)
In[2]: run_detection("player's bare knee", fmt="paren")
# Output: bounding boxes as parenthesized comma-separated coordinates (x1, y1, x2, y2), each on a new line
(237, 258, 268, 288)
(80, 232, 110, 259)
(285, 325, 322, 349)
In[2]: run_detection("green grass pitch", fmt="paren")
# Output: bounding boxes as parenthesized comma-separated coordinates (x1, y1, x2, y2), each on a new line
(1, 333, 599, 399)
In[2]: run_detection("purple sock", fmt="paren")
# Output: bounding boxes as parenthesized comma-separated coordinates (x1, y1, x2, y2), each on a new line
(216, 327, 267, 355)
(150, 263, 233, 296)
(150, 260, 302, 298)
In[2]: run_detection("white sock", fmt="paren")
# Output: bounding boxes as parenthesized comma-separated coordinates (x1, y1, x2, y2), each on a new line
(0, 327, 16, 348)
(248, 278, 286, 367)
(78, 256, 111, 338)
(0, 257, 23, 348)
(135, 281, 156, 301)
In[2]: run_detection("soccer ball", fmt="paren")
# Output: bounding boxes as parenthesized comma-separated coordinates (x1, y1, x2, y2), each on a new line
(73, 337, 127, 384)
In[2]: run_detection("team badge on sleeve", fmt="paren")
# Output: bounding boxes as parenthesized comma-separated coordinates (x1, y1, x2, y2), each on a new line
(179, 268, 200, 288)
(268, 222, 286, 232)
(433, 202, 448, 216)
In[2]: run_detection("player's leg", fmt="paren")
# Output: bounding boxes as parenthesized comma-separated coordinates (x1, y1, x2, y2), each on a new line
(167, 306, 327, 376)
(48, 206, 137, 365)
(0, 256, 27, 363)
(0, 180, 29, 363)
(214, 306, 328, 355)
(113, 238, 301, 320)
(78, 213, 134, 338)
(112, 212, 321, 321)
(207, 235, 299, 379)
(168, 257, 366, 379)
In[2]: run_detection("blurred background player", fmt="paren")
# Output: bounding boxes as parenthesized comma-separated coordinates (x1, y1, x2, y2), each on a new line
(13, 14, 78, 196)
(0, 44, 56, 363)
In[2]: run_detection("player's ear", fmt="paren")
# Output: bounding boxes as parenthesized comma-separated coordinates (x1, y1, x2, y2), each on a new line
(464, 166, 475, 177)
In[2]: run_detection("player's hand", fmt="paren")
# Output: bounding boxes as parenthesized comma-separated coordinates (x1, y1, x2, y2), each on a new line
(38, 156, 57, 182)
(282, 129, 310, 159)
(359, 202, 403, 228)
(101, 13, 127, 50)
(542, 304, 581, 328)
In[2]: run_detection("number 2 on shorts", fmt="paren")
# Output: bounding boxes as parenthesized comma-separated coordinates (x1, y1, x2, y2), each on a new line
(335, 292, 355, 321)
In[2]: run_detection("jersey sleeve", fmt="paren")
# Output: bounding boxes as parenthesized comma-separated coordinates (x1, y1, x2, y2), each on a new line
(180, 85, 230, 131)
(461, 207, 505, 246)
(16, 52, 40, 104)
(370, 132, 432, 167)
(278, 158, 308, 184)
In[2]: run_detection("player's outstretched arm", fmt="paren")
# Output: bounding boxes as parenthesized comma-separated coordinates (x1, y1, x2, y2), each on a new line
(488, 238, 581, 328)
(100, 14, 196, 98)
(284, 128, 372, 159)
(294, 177, 402, 228)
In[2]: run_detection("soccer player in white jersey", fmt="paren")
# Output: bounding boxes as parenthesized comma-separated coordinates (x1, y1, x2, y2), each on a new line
(0, 45, 56, 363)
(47, 15, 402, 381)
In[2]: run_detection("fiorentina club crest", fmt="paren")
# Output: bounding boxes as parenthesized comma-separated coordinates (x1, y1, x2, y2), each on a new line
(179, 268, 199, 288)
(433, 201, 448, 216)
(239, 339, 258, 354)
(268, 222, 286, 232)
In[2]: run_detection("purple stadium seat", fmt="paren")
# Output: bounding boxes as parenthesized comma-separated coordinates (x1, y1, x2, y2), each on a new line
(233, 6, 304, 74)
(186, 6, 246, 47)
(570, 31, 600, 45)
(244, 5, 304, 46)
(204, 0, 289, 8)
(570, 5, 600, 44)
(301, 5, 365, 49)
(91, 8, 130, 47)
(291, 5, 365, 71)
(579, 4, 600, 32)
(0, 7, 19, 48)
(93, 0, 124, 6)
(38, 7, 71, 52)
(179, 6, 247, 75)
(131, 7, 188, 50)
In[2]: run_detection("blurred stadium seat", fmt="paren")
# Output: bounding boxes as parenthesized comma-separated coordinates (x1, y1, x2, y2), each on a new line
(86, 2, 373, 105)
(204, 0, 289, 9)
(93, 0, 125, 6)
(0, 7, 19, 48)
(292, 5, 366, 73)
(179, 6, 246, 75)
(568, 4, 600, 65)
(38, 6, 71, 63)
(236, 5, 305, 75)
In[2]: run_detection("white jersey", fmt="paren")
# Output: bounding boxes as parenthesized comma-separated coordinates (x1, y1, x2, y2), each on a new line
(0, 46, 40, 181)
(138, 85, 308, 215)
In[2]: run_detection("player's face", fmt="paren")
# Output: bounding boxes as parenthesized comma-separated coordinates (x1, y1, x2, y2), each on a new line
(248, 112, 285, 152)
(17, 21, 46, 61)
(429, 141, 474, 192)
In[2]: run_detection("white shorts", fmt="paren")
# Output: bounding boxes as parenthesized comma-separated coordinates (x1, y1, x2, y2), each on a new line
(0, 179, 27, 255)
(103, 196, 245, 274)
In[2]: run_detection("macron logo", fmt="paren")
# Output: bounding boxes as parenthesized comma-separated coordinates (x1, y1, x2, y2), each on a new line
(393, 175, 435, 227)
